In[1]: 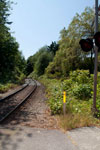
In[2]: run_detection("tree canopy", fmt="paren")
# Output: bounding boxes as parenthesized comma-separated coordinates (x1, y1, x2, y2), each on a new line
(0, 0, 26, 83)
(46, 7, 95, 78)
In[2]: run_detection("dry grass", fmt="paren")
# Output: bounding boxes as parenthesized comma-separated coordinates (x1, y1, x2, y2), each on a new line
(56, 113, 100, 131)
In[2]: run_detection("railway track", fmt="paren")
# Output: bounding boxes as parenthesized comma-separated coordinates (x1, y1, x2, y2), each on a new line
(0, 79, 37, 123)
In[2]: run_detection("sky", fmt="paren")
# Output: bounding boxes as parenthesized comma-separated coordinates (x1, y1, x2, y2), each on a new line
(9, 0, 95, 59)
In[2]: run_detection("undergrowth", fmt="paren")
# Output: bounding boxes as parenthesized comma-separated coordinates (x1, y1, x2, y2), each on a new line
(39, 70, 100, 130)
(0, 83, 16, 93)
(0, 73, 26, 93)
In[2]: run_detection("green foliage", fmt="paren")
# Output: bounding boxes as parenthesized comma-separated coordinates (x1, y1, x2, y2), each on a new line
(25, 56, 34, 75)
(0, 83, 15, 93)
(25, 46, 48, 76)
(26, 45, 54, 77)
(40, 76, 63, 114)
(28, 71, 38, 80)
(46, 7, 95, 78)
(0, 0, 11, 40)
(95, 99, 100, 118)
(40, 69, 100, 129)
(72, 84, 92, 100)
(69, 70, 90, 83)
(13, 67, 26, 84)
(16, 51, 26, 74)
(64, 70, 93, 100)
(95, 75, 100, 117)
(47, 41, 59, 55)
(26, 41, 59, 77)
(49, 98, 62, 115)
(0, 0, 26, 84)
(40, 70, 94, 115)
(34, 51, 53, 76)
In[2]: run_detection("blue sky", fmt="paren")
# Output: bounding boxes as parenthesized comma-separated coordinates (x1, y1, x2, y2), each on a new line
(10, 0, 95, 59)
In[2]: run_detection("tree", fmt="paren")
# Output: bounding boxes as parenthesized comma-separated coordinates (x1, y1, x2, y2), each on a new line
(34, 51, 53, 76)
(25, 56, 34, 75)
(0, 0, 26, 83)
(46, 7, 95, 78)
(0, 0, 12, 40)
(47, 41, 59, 56)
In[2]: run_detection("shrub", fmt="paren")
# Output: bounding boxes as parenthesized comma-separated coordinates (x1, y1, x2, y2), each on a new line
(0, 83, 15, 93)
(69, 70, 90, 84)
(41, 70, 93, 115)
(72, 84, 92, 100)
(49, 98, 62, 115)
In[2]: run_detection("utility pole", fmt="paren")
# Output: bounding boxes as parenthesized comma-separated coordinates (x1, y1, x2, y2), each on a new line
(93, 0, 98, 111)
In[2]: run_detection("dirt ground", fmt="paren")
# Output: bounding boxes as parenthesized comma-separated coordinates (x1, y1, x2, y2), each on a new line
(2, 81, 59, 129)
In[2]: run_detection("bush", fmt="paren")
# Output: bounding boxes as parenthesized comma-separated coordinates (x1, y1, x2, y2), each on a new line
(41, 70, 93, 115)
(69, 70, 90, 84)
(72, 84, 92, 100)
(49, 98, 62, 115)
(0, 83, 15, 93)
(63, 70, 93, 99)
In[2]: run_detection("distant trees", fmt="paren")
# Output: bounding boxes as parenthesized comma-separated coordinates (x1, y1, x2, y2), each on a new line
(26, 46, 48, 76)
(25, 56, 34, 76)
(34, 50, 53, 76)
(26, 42, 59, 77)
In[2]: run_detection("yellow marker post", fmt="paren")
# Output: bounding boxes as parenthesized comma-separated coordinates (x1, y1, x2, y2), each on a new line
(63, 92, 66, 103)
(63, 91, 66, 116)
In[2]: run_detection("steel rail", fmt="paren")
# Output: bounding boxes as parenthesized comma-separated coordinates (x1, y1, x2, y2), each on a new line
(0, 80, 37, 123)
(0, 84, 29, 102)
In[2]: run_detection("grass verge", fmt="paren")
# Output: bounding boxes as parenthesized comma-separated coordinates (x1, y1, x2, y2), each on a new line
(0, 83, 17, 93)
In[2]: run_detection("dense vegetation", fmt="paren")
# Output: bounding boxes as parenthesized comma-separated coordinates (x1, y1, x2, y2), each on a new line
(0, 0, 26, 87)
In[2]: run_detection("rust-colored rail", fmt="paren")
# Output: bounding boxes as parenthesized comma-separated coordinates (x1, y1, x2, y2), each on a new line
(0, 79, 37, 123)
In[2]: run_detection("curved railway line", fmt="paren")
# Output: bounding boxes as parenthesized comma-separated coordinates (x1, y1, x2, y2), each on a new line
(0, 79, 37, 123)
